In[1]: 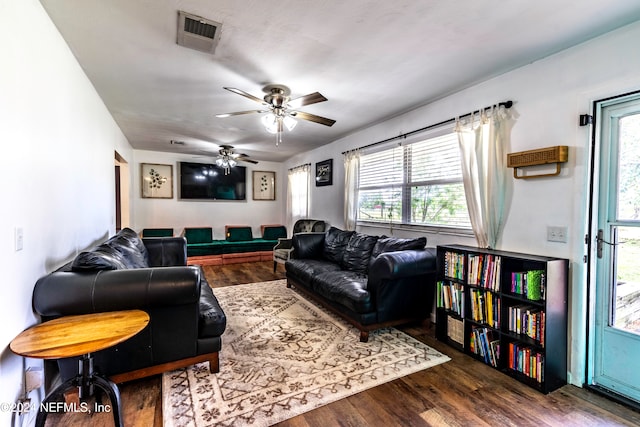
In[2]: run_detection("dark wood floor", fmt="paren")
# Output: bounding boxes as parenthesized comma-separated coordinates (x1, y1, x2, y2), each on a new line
(47, 261, 640, 426)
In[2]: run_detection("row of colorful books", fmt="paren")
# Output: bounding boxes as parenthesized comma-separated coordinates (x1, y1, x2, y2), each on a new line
(469, 289, 501, 329)
(436, 281, 464, 317)
(507, 305, 545, 347)
(467, 254, 502, 291)
(508, 342, 545, 383)
(510, 270, 545, 301)
(469, 327, 500, 367)
(443, 251, 465, 280)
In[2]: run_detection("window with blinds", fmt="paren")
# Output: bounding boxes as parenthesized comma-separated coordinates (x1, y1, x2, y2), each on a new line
(358, 132, 471, 229)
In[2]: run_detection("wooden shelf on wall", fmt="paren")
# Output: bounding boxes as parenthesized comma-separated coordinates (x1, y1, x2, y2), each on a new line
(507, 146, 568, 179)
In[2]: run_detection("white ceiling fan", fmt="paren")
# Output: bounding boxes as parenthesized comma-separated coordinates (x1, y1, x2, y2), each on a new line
(216, 84, 336, 145)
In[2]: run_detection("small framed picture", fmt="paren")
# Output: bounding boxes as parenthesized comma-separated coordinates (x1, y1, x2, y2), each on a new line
(141, 163, 173, 199)
(253, 171, 276, 200)
(315, 159, 333, 186)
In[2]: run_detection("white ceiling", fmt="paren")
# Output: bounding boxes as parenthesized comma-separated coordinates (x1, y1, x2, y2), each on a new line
(41, 0, 640, 163)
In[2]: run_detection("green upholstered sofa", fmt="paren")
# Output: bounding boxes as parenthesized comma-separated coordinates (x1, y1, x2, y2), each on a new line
(184, 225, 287, 265)
(141, 228, 174, 238)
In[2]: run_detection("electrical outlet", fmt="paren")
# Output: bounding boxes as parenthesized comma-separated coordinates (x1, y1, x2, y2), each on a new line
(25, 367, 43, 392)
(547, 226, 568, 243)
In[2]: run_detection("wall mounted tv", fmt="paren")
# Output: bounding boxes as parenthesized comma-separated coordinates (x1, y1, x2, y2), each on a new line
(179, 161, 247, 200)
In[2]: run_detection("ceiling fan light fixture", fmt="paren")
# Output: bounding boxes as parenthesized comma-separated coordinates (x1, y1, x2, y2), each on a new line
(283, 115, 297, 131)
(261, 113, 278, 134)
(215, 156, 237, 175)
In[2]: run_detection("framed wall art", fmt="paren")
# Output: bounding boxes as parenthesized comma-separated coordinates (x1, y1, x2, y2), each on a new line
(253, 171, 276, 200)
(141, 163, 173, 199)
(315, 159, 333, 186)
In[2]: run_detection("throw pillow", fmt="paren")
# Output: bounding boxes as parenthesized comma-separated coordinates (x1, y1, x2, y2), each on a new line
(370, 236, 427, 259)
(322, 227, 354, 264)
(184, 227, 213, 244)
(227, 227, 253, 242)
(262, 225, 287, 240)
(341, 232, 379, 274)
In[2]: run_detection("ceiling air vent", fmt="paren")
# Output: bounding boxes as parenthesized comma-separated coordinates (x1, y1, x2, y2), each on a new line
(177, 11, 222, 54)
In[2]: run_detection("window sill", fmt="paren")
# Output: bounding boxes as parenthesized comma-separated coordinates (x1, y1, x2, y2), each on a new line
(356, 221, 474, 237)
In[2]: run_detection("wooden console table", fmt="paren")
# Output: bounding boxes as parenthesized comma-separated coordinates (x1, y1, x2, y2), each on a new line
(10, 310, 150, 427)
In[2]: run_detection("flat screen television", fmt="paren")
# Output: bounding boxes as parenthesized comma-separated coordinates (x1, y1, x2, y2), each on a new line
(179, 161, 247, 200)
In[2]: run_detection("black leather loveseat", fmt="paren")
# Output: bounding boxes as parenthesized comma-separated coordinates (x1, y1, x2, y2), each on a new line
(32, 228, 226, 383)
(285, 227, 437, 342)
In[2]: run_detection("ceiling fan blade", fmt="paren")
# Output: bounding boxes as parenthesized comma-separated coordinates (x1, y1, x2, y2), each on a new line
(223, 87, 266, 104)
(238, 157, 259, 164)
(215, 110, 266, 118)
(287, 92, 328, 109)
(293, 111, 336, 127)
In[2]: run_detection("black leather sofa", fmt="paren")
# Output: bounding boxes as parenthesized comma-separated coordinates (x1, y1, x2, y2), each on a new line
(32, 228, 226, 383)
(285, 227, 437, 342)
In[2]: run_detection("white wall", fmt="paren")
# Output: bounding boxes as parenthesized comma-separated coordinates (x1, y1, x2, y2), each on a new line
(286, 20, 640, 387)
(132, 150, 286, 238)
(0, 1, 132, 424)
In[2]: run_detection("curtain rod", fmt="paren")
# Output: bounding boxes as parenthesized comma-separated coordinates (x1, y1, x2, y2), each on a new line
(342, 100, 513, 154)
(288, 162, 311, 172)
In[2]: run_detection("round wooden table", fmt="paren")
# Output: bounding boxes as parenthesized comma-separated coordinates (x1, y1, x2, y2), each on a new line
(10, 310, 150, 427)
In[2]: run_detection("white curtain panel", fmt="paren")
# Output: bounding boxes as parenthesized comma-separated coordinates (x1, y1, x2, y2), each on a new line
(287, 164, 310, 232)
(456, 106, 513, 248)
(343, 150, 360, 231)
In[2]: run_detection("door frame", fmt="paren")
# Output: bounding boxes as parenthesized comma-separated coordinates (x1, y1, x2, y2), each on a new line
(585, 89, 640, 408)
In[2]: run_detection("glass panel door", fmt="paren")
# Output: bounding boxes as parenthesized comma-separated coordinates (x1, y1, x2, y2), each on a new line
(591, 93, 640, 403)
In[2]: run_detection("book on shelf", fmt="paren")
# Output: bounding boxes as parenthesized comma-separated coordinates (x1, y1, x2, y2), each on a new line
(467, 254, 501, 291)
(508, 342, 545, 383)
(444, 251, 465, 280)
(470, 327, 500, 367)
(437, 280, 465, 317)
(510, 270, 545, 301)
(468, 289, 500, 328)
(507, 305, 545, 346)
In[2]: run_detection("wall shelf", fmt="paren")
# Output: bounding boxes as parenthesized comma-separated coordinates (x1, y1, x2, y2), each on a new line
(507, 145, 568, 179)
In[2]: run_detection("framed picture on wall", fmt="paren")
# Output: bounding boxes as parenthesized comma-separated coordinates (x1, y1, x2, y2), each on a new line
(315, 159, 333, 186)
(141, 163, 173, 199)
(253, 171, 276, 200)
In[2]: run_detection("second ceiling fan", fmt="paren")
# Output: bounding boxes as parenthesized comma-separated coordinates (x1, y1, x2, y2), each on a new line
(216, 84, 336, 145)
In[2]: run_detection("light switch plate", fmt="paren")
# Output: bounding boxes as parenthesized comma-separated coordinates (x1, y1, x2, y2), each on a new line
(15, 227, 24, 251)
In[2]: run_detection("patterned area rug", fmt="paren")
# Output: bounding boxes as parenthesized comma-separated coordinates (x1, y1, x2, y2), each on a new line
(162, 280, 450, 427)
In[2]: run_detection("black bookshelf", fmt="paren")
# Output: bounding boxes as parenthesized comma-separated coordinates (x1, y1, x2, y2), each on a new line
(435, 244, 568, 394)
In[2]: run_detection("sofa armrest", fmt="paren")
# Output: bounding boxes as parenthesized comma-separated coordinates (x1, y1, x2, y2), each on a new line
(274, 237, 293, 250)
(292, 232, 326, 259)
(33, 266, 201, 317)
(143, 237, 188, 266)
(367, 248, 437, 322)
(368, 248, 437, 281)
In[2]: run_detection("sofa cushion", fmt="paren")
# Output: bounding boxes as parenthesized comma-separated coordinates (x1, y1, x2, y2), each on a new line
(71, 228, 150, 271)
(184, 228, 213, 244)
(322, 227, 354, 264)
(312, 270, 372, 314)
(370, 236, 427, 259)
(142, 228, 173, 237)
(292, 232, 325, 259)
(286, 258, 342, 287)
(341, 232, 378, 274)
(226, 227, 253, 242)
(262, 225, 287, 240)
(197, 271, 227, 337)
(72, 247, 128, 271)
(106, 229, 150, 269)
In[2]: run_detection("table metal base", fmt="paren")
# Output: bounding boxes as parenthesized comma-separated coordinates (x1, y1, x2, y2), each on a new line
(36, 353, 122, 427)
